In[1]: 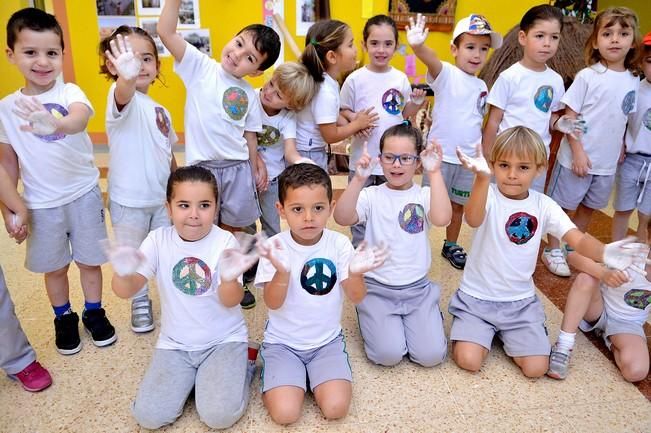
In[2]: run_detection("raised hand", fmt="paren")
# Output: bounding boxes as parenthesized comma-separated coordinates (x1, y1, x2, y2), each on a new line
(105, 34, 142, 80)
(349, 241, 390, 274)
(603, 238, 650, 276)
(406, 13, 428, 47)
(555, 114, 588, 140)
(257, 234, 291, 273)
(101, 239, 145, 277)
(456, 144, 491, 178)
(355, 141, 377, 180)
(13, 97, 58, 135)
(420, 139, 442, 173)
(219, 233, 260, 282)
(410, 88, 426, 106)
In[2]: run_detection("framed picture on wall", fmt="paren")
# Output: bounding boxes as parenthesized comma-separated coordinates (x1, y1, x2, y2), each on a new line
(296, 0, 316, 36)
(138, 17, 170, 56)
(389, 0, 455, 32)
(177, 0, 200, 28)
(180, 29, 211, 56)
(96, 0, 136, 16)
(137, 0, 164, 16)
(98, 16, 137, 40)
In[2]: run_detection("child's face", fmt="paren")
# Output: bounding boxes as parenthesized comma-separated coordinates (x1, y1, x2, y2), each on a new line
(363, 24, 397, 71)
(166, 181, 218, 241)
(594, 21, 635, 68)
(518, 19, 561, 68)
(451, 33, 491, 75)
(276, 185, 334, 246)
(221, 31, 266, 78)
(491, 152, 543, 200)
(6, 29, 63, 94)
(643, 50, 651, 82)
(379, 135, 420, 190)
(331, 28, 358, 74)
(260, 77, 290, 111)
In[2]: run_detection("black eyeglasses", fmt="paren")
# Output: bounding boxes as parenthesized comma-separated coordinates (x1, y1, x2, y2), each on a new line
(379, 153, 420, 166)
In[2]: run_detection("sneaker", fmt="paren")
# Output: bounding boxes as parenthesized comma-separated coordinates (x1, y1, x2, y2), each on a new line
(131, 296, 155, 333)
(240, 285, 256, 309)
(541, 248, 571, 277)
(54, 312, 82, 355)
(441, 242, 467, 269)
(82, 308, 117, 347)
(547, 346, 572, 380)
(9, 361, 52, 392)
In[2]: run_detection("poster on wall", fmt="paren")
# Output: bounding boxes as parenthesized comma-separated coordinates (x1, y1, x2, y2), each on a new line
(96, 0, 136, 16)
(178, 0, 200, 28)
(137, 0, 164, 16)
(138, 17, 170, 56)
(180, 29, 211, 56)
(98, 16, 137, 40)
(296, 0, 315, 36)
(263, 0, 284, 67)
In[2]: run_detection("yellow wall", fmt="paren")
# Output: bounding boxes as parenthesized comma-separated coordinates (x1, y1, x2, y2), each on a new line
(0, 1, 646, 137)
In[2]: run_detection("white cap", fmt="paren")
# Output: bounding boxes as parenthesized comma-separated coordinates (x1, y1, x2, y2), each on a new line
(452, 14, 502, 49)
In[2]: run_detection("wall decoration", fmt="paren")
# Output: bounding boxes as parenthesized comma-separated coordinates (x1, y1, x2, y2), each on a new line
(138, 17, 170, 56)
(389, 0, 455, 32)
(296, 0, 315, 36)
(263, 0, 285, 66)
(97, 0, 136, 16)
(180, 29, 211, 56)
(177, 0, 200, 28)
(137, 0, 164, 16)
(99, 16, 137, 40)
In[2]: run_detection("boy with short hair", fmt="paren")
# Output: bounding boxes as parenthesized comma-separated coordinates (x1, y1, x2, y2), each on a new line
(406, 13, 502, 269)
(0, 8, 116, 355)
(254, 163, 387, 425)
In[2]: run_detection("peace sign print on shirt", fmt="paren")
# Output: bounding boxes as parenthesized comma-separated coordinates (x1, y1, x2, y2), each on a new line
(505, 212, 538, 245)
(382, 88, 404, 115)
(155, 106, 171, 137)
(172, 257, 212, 296)
(533, 85, 553, 113)
(222, 87, 249, 121)
(35, 103, 67, 142)
(624, 289, 651, 310)
(398, 203, 425, 234)
(622, 90, 636, 115)
(257, 124, 282, 147)
(300, 258, 337, 295)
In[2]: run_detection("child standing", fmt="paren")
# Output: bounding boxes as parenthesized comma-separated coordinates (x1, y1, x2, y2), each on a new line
(0, 8, 116, 355)
(340, 14, 425, 246)
(297, 19, 378, 170)
(452, 126, 647, 378)
(407, 13, 502, 269)
(255, 163, 387, 424)
(548, 246, 650, 382)
(611, 32, 651, 242)
(100, 26, 177, 333)
(0, 164, 52, 392)
(109, 166, 259, 429)
(334, 123, 451, 367)
(546, 7, 642, 276)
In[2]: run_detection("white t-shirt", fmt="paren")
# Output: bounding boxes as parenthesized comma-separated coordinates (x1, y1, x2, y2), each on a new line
(426, 62, 488, 164)
(174, 42, 262, 164)
(460, 184, 576, 302)
(0, 81, 98, 209)
(356, 183, 431, 285)
(487, 62, 564, 152)
(602, 268, 651, 324)
(295, 73, 339, 151)
(106, 83, 176, 208)
(340, 66, 412, 175)
(624, 79, 651, 155)
(557, 64, 640, 175)
(137, 225, 248, 351)
(254, 229, 353, 350)
(255, 89, 297, 180)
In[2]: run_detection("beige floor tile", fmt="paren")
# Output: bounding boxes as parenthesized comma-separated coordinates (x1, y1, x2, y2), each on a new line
(462, 408, 576, 433)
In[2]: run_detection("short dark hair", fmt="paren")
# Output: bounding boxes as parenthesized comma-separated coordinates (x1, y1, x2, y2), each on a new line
(166, 165, 219, 203)
(7, 7, 64, 50)
(237, 24, 281, 71)
(363, 14, 398, 45)
(278, 163, 332, 204)
(379, 123, 424, 154)
(519, 4, 564, 34)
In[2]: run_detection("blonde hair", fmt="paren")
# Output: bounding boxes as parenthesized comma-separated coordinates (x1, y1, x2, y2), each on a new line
(273, 62, 317, 111)
(490, 126, 547, 168)
(584, 7, 642, 75)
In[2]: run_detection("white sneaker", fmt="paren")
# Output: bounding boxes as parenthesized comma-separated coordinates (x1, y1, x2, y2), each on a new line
(541, 248, 571, 277)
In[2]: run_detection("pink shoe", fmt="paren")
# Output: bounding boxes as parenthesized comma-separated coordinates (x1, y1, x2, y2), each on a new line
(10, 361, 52, 392)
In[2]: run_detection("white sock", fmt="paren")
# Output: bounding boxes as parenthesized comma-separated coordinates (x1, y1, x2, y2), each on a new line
(555, 330, 576, 353)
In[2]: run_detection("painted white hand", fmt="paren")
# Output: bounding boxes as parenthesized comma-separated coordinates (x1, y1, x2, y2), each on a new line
(349, 242, 390, 274)
(406, 13, 428, 46)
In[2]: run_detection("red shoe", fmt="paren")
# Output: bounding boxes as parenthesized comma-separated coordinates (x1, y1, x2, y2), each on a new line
(248, 341, 260, 362)
(10, 361, 52, 392)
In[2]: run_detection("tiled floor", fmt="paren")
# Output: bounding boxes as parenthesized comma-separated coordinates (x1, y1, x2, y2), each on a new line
(1, 154, 651, 432)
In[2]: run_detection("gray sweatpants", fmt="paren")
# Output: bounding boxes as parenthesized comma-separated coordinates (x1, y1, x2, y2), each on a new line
(0, 265, 36, 375)
(132, 341, 254, 430)
(357, 276, 447, 367)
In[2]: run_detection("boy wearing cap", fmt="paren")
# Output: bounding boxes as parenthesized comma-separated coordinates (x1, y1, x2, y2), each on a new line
(406, 13, 502, 269)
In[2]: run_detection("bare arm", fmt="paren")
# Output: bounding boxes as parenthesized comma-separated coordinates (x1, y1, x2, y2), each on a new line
(283, 138, 302, 164)
(333, 175, 364, 226)
(0, 143, 25, 239)
(217, 279, 245, 308)
(157, 0, 187, 62)
(412, 44, 442, 82)
(262, 270, 290, 310)
(111, 273, 148, 299)
(318, 107, 377, 143)
(54, 102, 92, 135)
(341, 273, 367, 304)
(482, 105, 503, 156)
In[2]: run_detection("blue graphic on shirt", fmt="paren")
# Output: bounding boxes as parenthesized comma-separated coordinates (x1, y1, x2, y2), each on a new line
(643, 108, 651, 132)
(172, 257, 212, 296)
(300, 258, 337, 295)
(624, 289, 651, 310)
(34, 103, 67, 142)
(398, 203, 425, 234)
(622, 90, 636, 115)
(257, 124, 281, 147)
(477, 90, 488, 115)
(533, 86, 553, 113)
(505, 212, 538, 245)
(382, 88, 404, 115)
(222, 87, 249, 121)
(155, 106, 170, 136)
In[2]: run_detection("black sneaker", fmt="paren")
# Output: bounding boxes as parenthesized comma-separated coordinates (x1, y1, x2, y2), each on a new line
(82, 308, 117, 347)
(441, 242, 467, 269)
(54, 312, 82, 355)
(240, 286, 256, 309)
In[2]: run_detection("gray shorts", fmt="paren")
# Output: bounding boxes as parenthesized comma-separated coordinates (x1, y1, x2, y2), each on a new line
(547, 162, 615, 211)
(430, 162, 474, 205)
(109, 200, 170, 246)
(298, 148, 327, 172)
(257, 176, 280, 237)
(195, 160, 260, 228)
(260, 332, 352, 393)
(357, 276, 447, 367)
(448, 290, 551, 357)
(614, 153, 651, 215)
(26, 185, 107, 273)
(579, 309, 646, 350)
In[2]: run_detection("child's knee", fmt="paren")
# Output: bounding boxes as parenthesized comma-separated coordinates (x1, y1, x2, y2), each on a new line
(517, 357, 548, 378)
(367, 344, 404, 366)
(132, 401, 177, 430)
(453, 345, 484, 372)
(318, 395, 350, 420)
(410, 344, 447, 368)
(621, 364, 649, 383)
(199, 408, 242, 429)
(267, 403, 302, 425)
